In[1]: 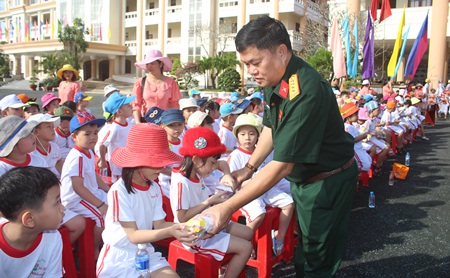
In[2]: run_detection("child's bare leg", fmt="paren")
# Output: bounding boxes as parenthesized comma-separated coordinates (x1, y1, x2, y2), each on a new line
(274, 203, 294, 242)
(226, 222, 253, 241)
(224, 235, 252, 278)
(246, 214, 264, 232)
(368, 145, 376, 158)
(151, 266, 180, 278)
(64, 215, 86, 244)
(94, 226, 104, 259)
(397, 132, 405, 148)
(376, 147, 389, 168)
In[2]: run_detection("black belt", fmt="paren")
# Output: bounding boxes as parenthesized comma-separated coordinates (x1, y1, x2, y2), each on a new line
(306, 157, 355, 183)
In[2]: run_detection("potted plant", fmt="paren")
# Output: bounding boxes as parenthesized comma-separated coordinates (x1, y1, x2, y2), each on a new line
(41, 76, 61, 91)
(29, 76, 38, 90)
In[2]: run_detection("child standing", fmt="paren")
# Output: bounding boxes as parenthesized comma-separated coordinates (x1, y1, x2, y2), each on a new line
(341, 103, 372, 172)
(179, 98, 199, 127)
(170, 127, 253, 278)
(158, 109, 186, 197)
(218, 103, 243, 158)
(41, 92, 61, 116)
(205, 100, 221, 133)
(53, 106, 76, 160)
(0, 116, 48, 176)
(227, 113, 294, 256)
(74, 92, 95, 118)
(60, 113, 108, 258)
(98, 92, 136, 182)
(0, 167, 64, 277)
(0, 94, 29, 118)
(97, 124, 195, 278)
(57, 64, 81, 103)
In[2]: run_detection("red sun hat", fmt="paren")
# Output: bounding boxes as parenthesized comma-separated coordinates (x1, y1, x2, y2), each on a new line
(341, 102, 359, 118)
(112, 123, 182, 168)
(180, 127, 226, 158)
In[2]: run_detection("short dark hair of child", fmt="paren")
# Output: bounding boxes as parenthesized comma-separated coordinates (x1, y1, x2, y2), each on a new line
(202, 115, 214, 127)
(180, 154, 221, 179)
(62, 100, 77, 114)
(0, 166, 60, 221)
(340, 91, 349, 97)
(205, 100, 220, 115)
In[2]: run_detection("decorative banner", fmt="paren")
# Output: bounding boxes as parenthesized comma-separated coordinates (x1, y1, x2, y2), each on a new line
(379, 0, 392, 22)
(387, 6, 405, 78)
(330, 19, 346, 78)
(342, 14, 352, 76)
(351, 20, 358, 78)
(404, 13, 429, 79)
(393, 26, 410, 79)
(362, 10, 375, 79)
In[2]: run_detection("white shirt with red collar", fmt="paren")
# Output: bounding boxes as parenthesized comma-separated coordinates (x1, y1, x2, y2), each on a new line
(52, 127, 74, 159)
(217, 124, 237, 159)
(100, 120, 134, 177)
(60, 145, 100, 207)
(0, 153, 49, 177)
(170, 167, 209, 224)
(32, 142, 62, 178)
(0, 222, 63, 278)
(158, 138, 182, 198)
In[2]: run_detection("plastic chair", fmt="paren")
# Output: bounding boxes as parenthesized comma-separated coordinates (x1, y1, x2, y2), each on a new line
(231, 206, 297, 278)
(75, 218, 96, 278)
(390, 130, 398, 155)
(358, 171, 370, 187)
(168, 240, 246, 278)
(58, 226, 77, 278)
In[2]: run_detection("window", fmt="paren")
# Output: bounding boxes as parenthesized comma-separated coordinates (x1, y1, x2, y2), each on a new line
(168, 28, 172, 38)
(295, 22, 300, 32)
(408, 0, 432, 7)
(231, 22, 237, 33)
(149, 2, 154, 9)
(0, 0, 5, 11)
(170, 0, 176, 6)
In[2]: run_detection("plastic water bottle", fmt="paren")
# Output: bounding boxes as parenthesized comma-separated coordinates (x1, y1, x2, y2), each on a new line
(388, 171, 395, 186)
(368, 191, 376, 208)
(135, 244, 150, 278)
(405, 152, 410, 167)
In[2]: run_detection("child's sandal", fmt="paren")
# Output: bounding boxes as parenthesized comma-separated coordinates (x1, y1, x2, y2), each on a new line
(271, 230, 283, 256)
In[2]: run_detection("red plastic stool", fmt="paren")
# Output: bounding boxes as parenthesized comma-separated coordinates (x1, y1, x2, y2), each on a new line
(231, 206, 297, 278)
(168, 240, 246, 278)
(358, 171, 370, 186)
(58, 226, 77, 278)
(75, 218, 96, 278)
(390, 130, 398, 155)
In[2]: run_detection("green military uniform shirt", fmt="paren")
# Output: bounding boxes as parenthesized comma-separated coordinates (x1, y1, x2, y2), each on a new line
(263, 54, 354, 183)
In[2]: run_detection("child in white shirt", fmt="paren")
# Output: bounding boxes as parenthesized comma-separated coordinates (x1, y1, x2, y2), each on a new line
(218, 103, 243, 159)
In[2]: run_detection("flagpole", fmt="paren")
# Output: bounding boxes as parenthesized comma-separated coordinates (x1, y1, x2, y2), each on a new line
(382, 19, 385, 79)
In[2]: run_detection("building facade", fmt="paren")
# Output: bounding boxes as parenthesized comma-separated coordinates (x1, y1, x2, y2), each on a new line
(0, 0, 326, 85)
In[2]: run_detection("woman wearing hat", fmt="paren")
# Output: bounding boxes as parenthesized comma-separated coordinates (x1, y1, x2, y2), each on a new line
(132, 49, 181, 123)
(57, 64, 81, 104)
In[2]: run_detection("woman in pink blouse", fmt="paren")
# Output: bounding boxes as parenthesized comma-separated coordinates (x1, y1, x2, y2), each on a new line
(132, 49, 181, 123)
(57, 64, 81, 104)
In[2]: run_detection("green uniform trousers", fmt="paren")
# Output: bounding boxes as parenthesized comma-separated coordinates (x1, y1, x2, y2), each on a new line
(291, 162, 358, 278)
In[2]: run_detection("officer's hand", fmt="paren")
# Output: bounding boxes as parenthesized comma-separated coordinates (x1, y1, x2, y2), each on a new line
(231, 167, 253, 188)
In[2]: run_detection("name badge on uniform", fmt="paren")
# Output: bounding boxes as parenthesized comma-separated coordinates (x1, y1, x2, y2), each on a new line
(289, 74, 301, 100)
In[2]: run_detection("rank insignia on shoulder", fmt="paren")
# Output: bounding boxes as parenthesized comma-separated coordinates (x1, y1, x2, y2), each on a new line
(279, 80, 289, 99)
(289, 74, 301, 100)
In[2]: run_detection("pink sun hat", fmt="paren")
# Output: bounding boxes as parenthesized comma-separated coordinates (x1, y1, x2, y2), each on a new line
(358, 108, 369, 120)
(134, 49, 173, 72)
(41, 92, 61, 108)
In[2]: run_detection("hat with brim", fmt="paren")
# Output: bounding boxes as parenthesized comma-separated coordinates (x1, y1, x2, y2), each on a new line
(0, 94, 30, 110)
(233, 113, 262, 138)
(74, 92, 93, 103)
(180, 127, 226, 158)
(220, 103, 243, 118)
(358, 108, 369, 121)
(386, 101, 396, 109)
(104, 92, 136, 115)
(57, 64, 79, 80)
(187, 111, 208, 128)
(17, 93, 37, 104)
(161, 109, 185, 125)
(70, 114, 106, 133)
(179, 98, 199, 110)
(145, 106, 165, 124)
(362, 79, 370, 86)
(236, 99, 251, 111)
(341, 103, 359, 118)
(134, 49, 172, 72)
(104, 84, 120, 97)
(54, 106, 75, 119)
(411, 97, 421, 105)
(24, 101, 40, 110)
(28, 113, 61, 128)
(0, 116, 39, 157)
(196, 97, 208, 107)
(112, 123, 182, 168)
(41, 93, 61, 108)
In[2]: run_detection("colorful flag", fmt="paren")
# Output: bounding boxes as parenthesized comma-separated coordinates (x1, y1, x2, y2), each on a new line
(379, 0, 392, 23)
(46, 19, 49, 35)
(40, 21, 43, 35)
(330, 19, 346, 78)
(405, 13, 429, 79)
(107, 26, 111, 40)
(99, 24, 102, 39)
(342, 14, 352, 76)
(0, 22, 2, 40)
(57, 20, 61, 34)
(25, 22, 29, 42)
(351, 20, 358, 78)
(362, 10, 375, 79)
(34, 20, 37, 38)
(371, 0, 379, 21)
(393, 26, 410, 79)
(387, 6, 405, 77)
(51, 19, 54, 37)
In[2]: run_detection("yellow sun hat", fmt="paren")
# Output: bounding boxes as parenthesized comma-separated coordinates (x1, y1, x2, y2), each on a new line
(57, 64, 79, 80)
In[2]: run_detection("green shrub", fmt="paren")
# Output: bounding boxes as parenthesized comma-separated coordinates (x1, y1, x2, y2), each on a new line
(218, 68, 241, 92)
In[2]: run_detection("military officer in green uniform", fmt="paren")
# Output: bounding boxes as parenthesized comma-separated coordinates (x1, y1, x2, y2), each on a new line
(203, 16, 358, 277)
